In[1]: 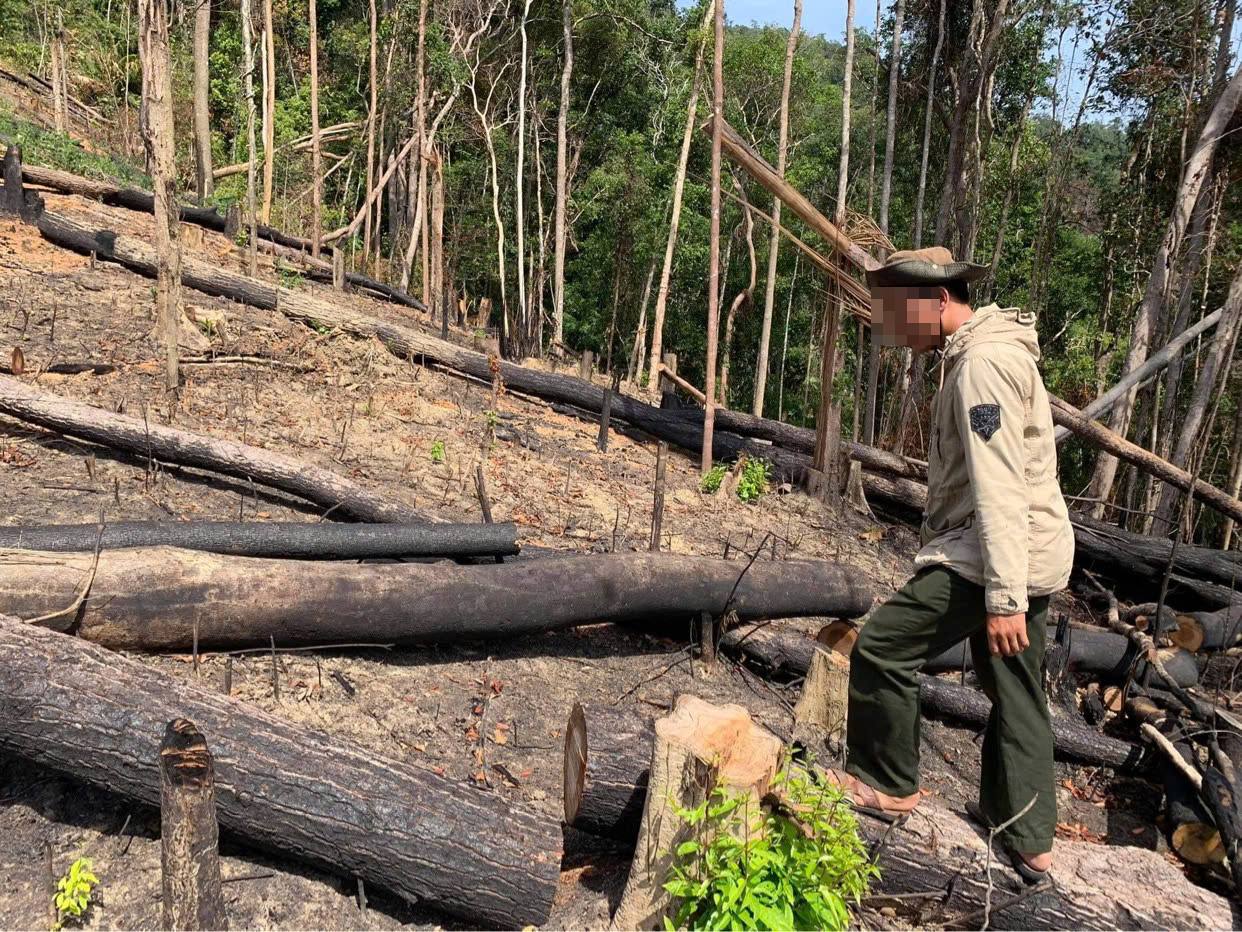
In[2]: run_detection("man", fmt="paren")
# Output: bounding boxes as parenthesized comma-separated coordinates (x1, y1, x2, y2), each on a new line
(829, 247, 1074, 882)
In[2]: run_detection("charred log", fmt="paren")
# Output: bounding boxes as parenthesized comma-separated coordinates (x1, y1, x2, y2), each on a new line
(0, 521, 517, 560)
(4, 547, 875, 651)
(563, 703, 655, 841)
(0, 617, 560, 928)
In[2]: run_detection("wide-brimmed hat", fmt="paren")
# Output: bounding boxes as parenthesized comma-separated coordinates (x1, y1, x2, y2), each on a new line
(865, 246, 988, 288)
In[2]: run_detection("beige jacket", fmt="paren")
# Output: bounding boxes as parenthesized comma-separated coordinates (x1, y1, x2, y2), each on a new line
(914, 304, 1075, 614)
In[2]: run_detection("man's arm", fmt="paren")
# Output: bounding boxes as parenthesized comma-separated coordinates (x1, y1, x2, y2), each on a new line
(954, 354, 1031, 656)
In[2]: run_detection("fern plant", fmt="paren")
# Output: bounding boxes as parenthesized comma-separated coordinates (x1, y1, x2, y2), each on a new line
(663, 766, 875, 931)
(52, 858, 99, 930)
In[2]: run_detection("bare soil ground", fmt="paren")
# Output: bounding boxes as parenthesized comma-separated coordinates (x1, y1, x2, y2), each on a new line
(0, 189, 1222, 928)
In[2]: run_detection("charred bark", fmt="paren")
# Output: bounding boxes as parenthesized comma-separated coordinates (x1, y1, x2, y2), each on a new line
(5, 547, 875, 651)
(0, 618, 561, 928)
(0, 521, 517, 560)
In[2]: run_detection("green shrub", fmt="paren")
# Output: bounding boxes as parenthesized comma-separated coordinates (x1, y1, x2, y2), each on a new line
(736, 458, 770, 503)
(699, 463, 727, 494)
(52, 857, 99, 929)
(663, 766, 876, 931)
(430, 440, 446, 464)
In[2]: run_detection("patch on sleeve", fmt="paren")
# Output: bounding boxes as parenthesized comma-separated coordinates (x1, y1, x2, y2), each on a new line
(969, 403, 1002, 441)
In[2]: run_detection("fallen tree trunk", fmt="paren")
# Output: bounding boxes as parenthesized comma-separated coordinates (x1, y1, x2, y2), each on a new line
(0, 617, 561, 928)
(0, 520, 517, 560)
(4, 547, 875, 650)
(721, 625, 1153, 772)
(563, 703, 653, 841)
(0, 375, 431, 524)
(22, 168, 424, 309)
(1179, 603, 1242, 651)
(568, 695, 1229, 929)
(863, 472, 1241, 612)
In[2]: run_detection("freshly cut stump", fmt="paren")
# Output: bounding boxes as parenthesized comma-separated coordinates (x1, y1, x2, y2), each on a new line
(610, 695, 783, 931)
(792, 646, 850, 758)
(564, 704, 655, 840)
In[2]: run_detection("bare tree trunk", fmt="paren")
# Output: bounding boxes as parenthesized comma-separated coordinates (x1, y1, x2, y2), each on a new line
(469, 75, 508, 340)
(866, 0, 880, 214)
(363, 0, 378, 261)
(985, 95, 1032, 299)
(138, 0, 182, 392)
(878, 0, 906, 235)
(777, 254, 799, 422)
(514, 0, 534, 355)
(721, 181, 757, 404)
(1153, 264, 1242, 530)
(308, 0, 321, 258)
(1087, 65, 1242, 515)
(648, 0, 713, 391)
(911, 0, 944, 248)
(702, 0, 724, 474)
(553, 0, 573, 351)
(260, 0, 276, 224)
(407, 0, 428, 229)
(50, 18, 69, 135)
(192, 0, 213, 202)
(752, 0, 801, 417)
(241, 0, 259, 276)
(430, 147, 444, 326)
(627, 263, 656, 385)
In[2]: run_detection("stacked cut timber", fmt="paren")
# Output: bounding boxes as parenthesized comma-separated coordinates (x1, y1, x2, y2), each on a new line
(0, 618, 560, 928)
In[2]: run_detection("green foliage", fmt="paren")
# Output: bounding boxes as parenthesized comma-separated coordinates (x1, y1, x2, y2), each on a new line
(0, 106, 146, 187)
(278, 267, 306, 290)
(663, 767, 876, 930)
(699, 464, 727, 495)
(52, 857, 98, 929)
(736, 458, 770, 503)
(429, 439, 446, 464)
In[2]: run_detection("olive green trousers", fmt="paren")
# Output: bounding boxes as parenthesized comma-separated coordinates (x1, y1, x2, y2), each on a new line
(845, 566, 1055, 853)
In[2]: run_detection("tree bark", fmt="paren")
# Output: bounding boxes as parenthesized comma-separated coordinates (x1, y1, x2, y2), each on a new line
(191, 0, 213, 203)
(362, 0, 378, 261)
(5, 548, 876, 650)
(49, 21, 69, 135)
(0, 372, 430, 524)
(514, 0, 534, 352)
(0, 618, 562, 929)
(719, 180, 756, 405)
(752, 0, 801, 416)
(647, 0, 713, 390)
(160, 719, 226, 931)
(702, 0, 724, 474)
(0, 520, 517, 560)
(911, 0, 944, 247)
(308, 0, 321, 258)
(563, 703, 653, 840)
(552, 0, 573, 350)
(836, 0, 856, 229)
(137, 0, 182, 391)
(878, 0, 906, 236)
(240, 0, 259, 275)
(260, 0, 276, 225)
(1088, 65, 1242, 514)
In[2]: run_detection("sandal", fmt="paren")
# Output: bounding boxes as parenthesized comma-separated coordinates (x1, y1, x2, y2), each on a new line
(964, 802, 1051, 885)
(822, 769, 920, 825)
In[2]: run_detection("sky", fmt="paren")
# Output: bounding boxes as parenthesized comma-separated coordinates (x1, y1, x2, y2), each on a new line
(675, 0, 875, 37)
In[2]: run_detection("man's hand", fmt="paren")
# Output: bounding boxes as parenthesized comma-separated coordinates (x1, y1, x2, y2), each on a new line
(986, 613, 1028, 657)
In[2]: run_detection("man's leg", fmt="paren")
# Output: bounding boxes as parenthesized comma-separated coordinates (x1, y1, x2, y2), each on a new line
(968, 596, 1056, 857)
(846, 567, 987, 797)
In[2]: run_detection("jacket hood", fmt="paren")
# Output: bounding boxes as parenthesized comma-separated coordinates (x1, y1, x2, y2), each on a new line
(943, 304, 1041, 364)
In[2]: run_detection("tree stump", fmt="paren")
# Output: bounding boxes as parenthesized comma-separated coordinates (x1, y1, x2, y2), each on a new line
(160, 718, 226, 931)
(611, 695, 783, 931)
(563, 703, 655, 840)
(793, 646, 850, 759)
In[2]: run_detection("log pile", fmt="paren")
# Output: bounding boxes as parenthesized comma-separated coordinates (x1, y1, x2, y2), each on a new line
(0, 617, 562, 929)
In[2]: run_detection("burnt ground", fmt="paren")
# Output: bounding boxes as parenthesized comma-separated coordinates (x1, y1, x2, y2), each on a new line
(0, 188, 1223, 929)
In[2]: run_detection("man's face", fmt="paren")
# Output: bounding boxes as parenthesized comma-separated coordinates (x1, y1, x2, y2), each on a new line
(871, 286, 943, 353)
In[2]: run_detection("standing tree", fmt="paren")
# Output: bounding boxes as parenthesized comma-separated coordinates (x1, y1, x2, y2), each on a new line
(752, 0, 802, 417)
(240, 0, 259, 275)
(49, 17, 69, 135)
(191, 0, 213, 202)
(515, 0, 535, 354)
(878, 0, 905, 235)
(363, 0, 378, 262)
(647, 0, 714, 391)
(137, 0, 183, 391)
(260, 0, 276, 223)
(308, 0, 321, 257)
(552, 0, 573, 351)
(911, 0, 944, 248)
(702, 0, 725, 474)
